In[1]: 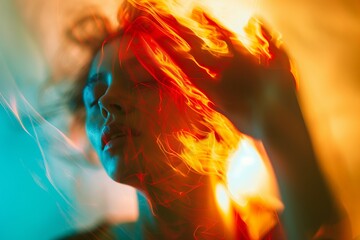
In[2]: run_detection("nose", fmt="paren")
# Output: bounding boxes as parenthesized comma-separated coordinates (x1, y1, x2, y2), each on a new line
(96, 75, 136, 122)
(98, 93, 133, 123)
(98, 100, 116, 122)
(98, 97, 125, 122)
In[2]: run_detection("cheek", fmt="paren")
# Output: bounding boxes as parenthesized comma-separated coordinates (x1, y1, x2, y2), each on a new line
(140, 92, 196, 133)
(134, 88, 205, 148)
(135, 90, 162, 128)
(85, 116, 101, 151)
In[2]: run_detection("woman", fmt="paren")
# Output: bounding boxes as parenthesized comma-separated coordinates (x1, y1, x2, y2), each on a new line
(69, 1, 350, 239)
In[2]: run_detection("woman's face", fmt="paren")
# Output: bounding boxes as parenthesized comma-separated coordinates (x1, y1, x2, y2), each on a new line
(83, 34, 203, 184)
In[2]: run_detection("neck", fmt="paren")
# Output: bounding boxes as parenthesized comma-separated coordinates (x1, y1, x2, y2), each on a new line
(139, 171, 230, 239)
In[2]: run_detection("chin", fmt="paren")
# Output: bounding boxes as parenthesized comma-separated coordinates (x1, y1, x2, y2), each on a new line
(107, 158, 143, 186)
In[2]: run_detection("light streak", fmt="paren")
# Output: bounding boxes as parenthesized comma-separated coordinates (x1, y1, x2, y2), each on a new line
(0, 55, 85, 209)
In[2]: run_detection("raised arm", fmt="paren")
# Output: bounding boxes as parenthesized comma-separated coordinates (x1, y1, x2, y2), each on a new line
(129, 12, 351, 239)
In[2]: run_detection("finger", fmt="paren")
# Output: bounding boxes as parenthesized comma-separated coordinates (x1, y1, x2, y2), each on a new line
(258, 23, 291, 70)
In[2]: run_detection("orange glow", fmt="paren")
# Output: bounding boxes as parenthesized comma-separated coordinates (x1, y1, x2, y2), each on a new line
(120, 0, 283, 238)
(215, 182, 231, 214)
(226, 137, 283, 210)
(226, 137, 283, 239)
(215, 182, 235, 239)
(124, 0, 271, 62)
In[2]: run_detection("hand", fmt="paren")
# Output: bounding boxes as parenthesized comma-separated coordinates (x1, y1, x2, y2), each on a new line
(127, 11, 296, 138)
(126, 11, 349, 239)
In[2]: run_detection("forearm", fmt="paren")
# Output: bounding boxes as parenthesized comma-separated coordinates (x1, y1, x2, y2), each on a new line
(260, 87, 341, 239)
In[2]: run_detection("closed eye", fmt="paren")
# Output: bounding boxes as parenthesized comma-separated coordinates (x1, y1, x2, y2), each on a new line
(84, 72, 109, 109)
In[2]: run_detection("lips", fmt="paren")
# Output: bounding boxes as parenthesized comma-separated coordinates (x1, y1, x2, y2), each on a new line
(101, 125, 140, 151)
